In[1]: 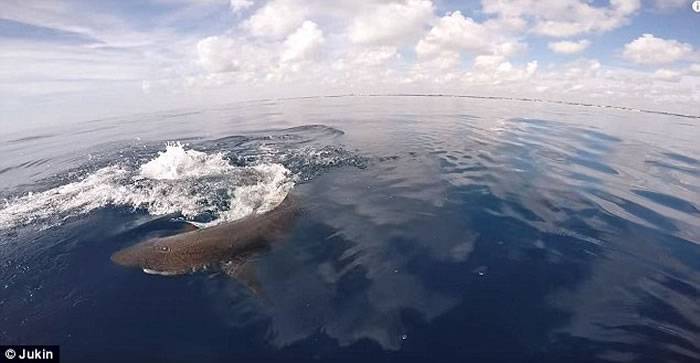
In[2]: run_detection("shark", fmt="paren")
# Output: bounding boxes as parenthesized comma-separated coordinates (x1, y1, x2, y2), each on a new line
(111, 194, 299, 292)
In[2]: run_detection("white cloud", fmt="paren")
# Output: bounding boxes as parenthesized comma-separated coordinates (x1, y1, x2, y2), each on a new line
(196, 35, 275, 77)
(197, 20, 325, 81)
(141, 80, 152, 94)
(3, 0, 700, 131)
(467, 55, 538, 84)
(416, 11, 489, 58)
(355, 47, 399, 67)
(348, 0, 434, 45)
(230, 0, 253, 13)
(690, 64, 700, 75)
(242, 0, 307, 39)
(415, 11, 523, 60)
(524, 58, 700, 112)
(653, 68, 683, 82)
(473, 55, 508, 70)
(548, 39, 591, 54)
(334, 47, 400, 69)
(197, 36, 240, 73)
(281, 21, 324, 63)
(482, 0, 640, 38)
(642, 63, 700, 83)
(622, 34, 693, 65)
(417, 50, 461, 71)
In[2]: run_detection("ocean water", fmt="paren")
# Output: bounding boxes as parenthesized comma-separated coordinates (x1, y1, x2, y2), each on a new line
(1, 96, 699, 362)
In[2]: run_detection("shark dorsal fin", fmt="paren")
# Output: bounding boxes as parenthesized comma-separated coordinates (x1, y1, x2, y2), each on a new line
(179, 222, 199, 233)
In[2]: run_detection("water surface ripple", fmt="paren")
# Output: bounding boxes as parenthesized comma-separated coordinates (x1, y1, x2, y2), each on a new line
(0, 96, 698, 362)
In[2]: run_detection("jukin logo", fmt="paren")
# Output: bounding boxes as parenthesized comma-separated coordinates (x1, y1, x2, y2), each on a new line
(4, 348, 54, 361)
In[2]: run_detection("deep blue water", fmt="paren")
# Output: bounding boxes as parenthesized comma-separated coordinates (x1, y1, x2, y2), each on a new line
(1, 96, 699, 362)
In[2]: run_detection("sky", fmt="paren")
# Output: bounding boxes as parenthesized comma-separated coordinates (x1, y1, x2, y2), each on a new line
(1, 0, 699, 130)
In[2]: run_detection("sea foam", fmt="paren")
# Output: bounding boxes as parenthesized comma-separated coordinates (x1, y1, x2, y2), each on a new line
(0, 143, 294, 230)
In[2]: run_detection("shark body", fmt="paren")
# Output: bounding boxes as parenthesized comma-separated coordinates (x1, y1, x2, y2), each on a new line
(111, 195, 298, 284)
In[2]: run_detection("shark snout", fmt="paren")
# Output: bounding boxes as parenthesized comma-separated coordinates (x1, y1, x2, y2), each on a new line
(110, 247, 140, 267)
(111, 238, 179, 273)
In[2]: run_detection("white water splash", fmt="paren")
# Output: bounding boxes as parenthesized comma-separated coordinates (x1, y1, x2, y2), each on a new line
(139, 142, 233, 180)
(0, 143, 294, 230)
(215, 163, 294, 223)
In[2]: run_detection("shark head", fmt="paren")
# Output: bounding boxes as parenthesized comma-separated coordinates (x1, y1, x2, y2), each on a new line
(111, 236, 196, 275)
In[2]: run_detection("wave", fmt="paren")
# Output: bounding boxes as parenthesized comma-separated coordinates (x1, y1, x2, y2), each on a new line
(0, 143, 294, 230)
